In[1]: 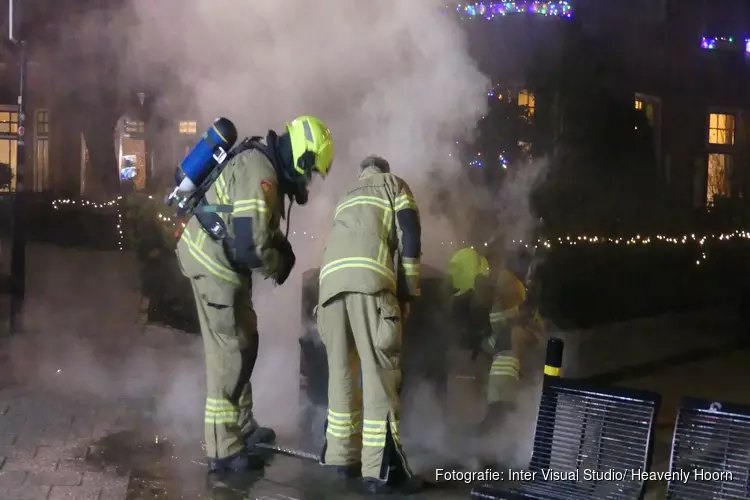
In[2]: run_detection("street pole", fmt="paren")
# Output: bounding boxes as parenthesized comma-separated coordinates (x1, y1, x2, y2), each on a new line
(9, 39, 27, 335)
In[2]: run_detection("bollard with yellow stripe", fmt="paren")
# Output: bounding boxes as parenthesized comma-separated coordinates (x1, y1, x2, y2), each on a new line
(544, 337, 564, 378)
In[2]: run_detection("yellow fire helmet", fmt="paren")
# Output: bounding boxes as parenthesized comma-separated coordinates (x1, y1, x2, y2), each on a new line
(448, 247, 490, 296)
(286, 115, 335, 178)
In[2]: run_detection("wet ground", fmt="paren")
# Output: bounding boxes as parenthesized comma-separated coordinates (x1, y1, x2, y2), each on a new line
(86, 429, 473, 500)
(2, 244, 749, 500)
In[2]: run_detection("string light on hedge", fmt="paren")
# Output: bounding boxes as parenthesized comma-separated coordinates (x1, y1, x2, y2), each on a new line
(52, 198, 118, 210)
(54, 198, 750, 263)
(116, 196, 123, 251)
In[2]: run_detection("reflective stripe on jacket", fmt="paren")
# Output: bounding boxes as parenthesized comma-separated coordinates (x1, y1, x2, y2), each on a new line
(319, 166, 421, 305)
(176, 148, 283, 283)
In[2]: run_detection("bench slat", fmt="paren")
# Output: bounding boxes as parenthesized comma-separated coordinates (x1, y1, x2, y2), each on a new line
(667, 396, 750, 499)
(472, 377, 660, 500)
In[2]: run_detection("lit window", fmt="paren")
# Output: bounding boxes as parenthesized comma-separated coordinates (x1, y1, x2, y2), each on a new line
(708, 113, 735, 145)
(179, 121, 197, 134)
(517, 90, 535, 116)
(0, 111, 18, 134)
(706, 153, 732, 204)
(634, 99, 643, 110)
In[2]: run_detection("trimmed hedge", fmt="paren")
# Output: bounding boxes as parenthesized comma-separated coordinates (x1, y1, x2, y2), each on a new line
(3, 194, 746, 331)
(122, 194, 199, 334)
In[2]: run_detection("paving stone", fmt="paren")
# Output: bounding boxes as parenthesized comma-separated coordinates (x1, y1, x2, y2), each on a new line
(2, 484, 51, 500)
(49, 485, 102, 500)
(0, 431, 17, 446)
(1, 456, 59, 472)
(35, 445, 80, 462)
(25, 470, 83, 486)
(100, 480, 129, 500)
(0, 470, 27, 487)
(56, 458, 105, 474)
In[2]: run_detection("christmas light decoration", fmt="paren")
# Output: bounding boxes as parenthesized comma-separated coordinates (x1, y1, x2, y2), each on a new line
(52, 197, 125, 250)
(498, 154, 509, 168)
(457, 1, 573, 20)
(56, 198, 750, 269)
(700, 36, 750, 52)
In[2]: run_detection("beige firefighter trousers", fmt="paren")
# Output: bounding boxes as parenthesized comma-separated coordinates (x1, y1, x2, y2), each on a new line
(487, 350, 520, 404)
(317, 290, 413, 481)
(190, 274, 259, 460)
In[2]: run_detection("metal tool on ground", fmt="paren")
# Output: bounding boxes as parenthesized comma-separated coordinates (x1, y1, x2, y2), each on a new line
(253, 442, 319, 462)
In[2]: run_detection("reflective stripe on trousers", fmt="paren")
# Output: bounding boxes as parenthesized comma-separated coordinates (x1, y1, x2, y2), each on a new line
(490, 352, 520, 379)
(326, 409, 361, 439)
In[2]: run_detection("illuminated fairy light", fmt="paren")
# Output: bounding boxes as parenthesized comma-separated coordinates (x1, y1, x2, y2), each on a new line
(59, 198, 750, 267)
(499, 153, 509, 168)
(457, 1, 573, 20)
(700, 36, 750, 52)
(53, 197, 124, 250)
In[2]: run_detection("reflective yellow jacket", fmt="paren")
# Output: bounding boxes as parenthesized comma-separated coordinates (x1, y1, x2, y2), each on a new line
(318, 166, 421, 306)
(176, 148, 284, 285)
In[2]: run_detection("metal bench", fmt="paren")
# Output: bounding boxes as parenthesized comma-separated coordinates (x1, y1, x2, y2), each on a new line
(666, 397, 750, 499)
(472, 368, 661, 500)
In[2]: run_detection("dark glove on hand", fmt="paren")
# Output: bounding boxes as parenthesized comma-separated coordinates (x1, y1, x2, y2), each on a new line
(275, 237, 296, 285)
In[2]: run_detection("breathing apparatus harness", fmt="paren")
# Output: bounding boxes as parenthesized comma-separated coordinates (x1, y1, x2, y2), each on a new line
(178, 136, 298, 248)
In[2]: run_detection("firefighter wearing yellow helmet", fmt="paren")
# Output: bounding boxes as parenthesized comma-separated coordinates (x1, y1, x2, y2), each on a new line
(317, 155, 424, 495)
(176, 116, 334, 474)
(447, 246, 543, 430)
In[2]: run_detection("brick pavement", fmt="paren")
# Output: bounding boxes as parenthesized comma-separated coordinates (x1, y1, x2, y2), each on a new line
(0, 245, 147, 500)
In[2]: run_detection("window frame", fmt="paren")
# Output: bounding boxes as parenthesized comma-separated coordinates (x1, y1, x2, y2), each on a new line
(179, 120, 198, 135)
(707, 111, 736, 146)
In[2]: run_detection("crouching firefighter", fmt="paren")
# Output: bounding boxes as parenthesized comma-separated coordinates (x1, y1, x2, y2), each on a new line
(479, 246, 544, 434)
(446, 247, 493, 355)
(168, 116, 335, 474)
(316, 155, 425, 495)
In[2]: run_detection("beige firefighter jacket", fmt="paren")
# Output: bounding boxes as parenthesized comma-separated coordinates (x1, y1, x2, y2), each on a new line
(176, 148, 285, 285)
(318, 166, 421, 306)
(485, 268, 544, 357)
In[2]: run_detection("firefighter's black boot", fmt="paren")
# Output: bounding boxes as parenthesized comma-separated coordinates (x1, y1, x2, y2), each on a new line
(480, 401, 515, 435)
(243, 425, 276, 448)
(327, 462, 362, 479)
(477, 402, 515, 469)
(208, 449, 264, 474)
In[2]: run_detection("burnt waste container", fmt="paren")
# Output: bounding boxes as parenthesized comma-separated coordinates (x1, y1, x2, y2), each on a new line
(297, 265, 452, 456)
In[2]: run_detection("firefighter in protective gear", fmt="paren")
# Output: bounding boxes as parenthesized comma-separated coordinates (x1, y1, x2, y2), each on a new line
(480, 264, 543, 431)
(446, 247, 542, 430)
(447, 247, 493, 353)
(317, 155, 424, 495)
(176, 116, 334, 474)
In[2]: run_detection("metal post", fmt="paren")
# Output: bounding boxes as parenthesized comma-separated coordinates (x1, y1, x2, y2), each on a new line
(10, 39, 27, 335)
(530, 337, 564, 471)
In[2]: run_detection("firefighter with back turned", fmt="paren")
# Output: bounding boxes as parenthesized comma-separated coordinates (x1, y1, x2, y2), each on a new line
(316, 155, 425, 495)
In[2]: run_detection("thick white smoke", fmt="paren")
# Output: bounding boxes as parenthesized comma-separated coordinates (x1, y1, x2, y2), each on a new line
(124, 0, 489, 232)
(120, 0, 491, 437)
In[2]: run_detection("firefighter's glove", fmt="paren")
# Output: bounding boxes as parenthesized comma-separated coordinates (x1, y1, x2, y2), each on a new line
(274, 237, 296, 285)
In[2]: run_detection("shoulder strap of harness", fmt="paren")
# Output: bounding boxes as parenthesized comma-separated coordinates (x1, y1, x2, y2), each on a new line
(192, 137, 264, 216)
(191, 137, 269, 241)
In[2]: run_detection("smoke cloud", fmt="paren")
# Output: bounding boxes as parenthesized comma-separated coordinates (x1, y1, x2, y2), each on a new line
(120, 0, 493, 440)
(11, 0, 551, 483)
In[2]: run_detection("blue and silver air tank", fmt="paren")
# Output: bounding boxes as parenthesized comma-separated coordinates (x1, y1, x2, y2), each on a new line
(166, 117, 238, 208)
